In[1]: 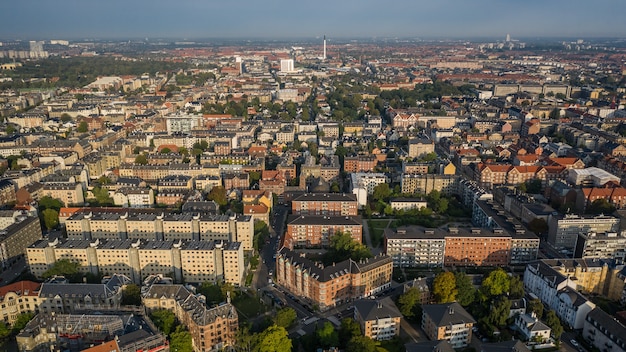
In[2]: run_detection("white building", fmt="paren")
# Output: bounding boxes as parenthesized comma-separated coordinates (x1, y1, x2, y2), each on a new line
(280, 59, 294, 73)
(568, 167, 620, 187)
(350, 172, 389, 208)
(515, 312, 551, 343)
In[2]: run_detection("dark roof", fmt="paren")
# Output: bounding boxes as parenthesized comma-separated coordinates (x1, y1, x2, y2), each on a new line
(287, 215, 362, 226)
(481, 340, 531, 352)
(292, 193, 357, 202)
(405, 340, 455, 352)
(422, 302, 476, 326)
(354, 297, 402, 321)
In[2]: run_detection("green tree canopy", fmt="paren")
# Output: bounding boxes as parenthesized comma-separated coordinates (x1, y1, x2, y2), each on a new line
(77, 121, 88, 133)
(150, 309, 177, 335)
(454, 272, 476, 307)
(325, 231, 372, 263)
(12, 312, 34, 332)
(160, 147, 171, 154)
(254, 325, 292, 352)
(41, 259, 81, 282)
(397, 287, 421, 319)
(346, 335, 378, 352)
(433, 272, 457, 303)
(544, 310, 563, 339)
(39, 195, 64, 212)
(135, 154, 148, 165)
(508, 275, 525, 299)
(527, 298, 544, 319)
(488, 297, 511, 327)
(339, 318, 361, 349)
(372, 183, 392, 202)
(316, 321, 339, 348)
(480, 268, 510, 298)
(0, 322, 10, 339)
(274, 307, 297, 329)
(121, 284, 142, 306)
(170, 325, 193, 352)
(42, 208, 59, 230)
(207, 186, 228, 206)
(198, 282, 225, 306)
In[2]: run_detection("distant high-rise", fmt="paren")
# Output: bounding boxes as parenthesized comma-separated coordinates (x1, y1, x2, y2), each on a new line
(280, 59, 294, 72)
(29, 40, 47, 59)
(323, 35, 327, 60)
(505, 33, 511, 42)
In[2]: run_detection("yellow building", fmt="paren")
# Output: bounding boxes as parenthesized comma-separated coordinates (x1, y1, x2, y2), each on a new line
(354, 298, 402, 340)
(26, 238, 245, 286)
(0, 281, 40, 326)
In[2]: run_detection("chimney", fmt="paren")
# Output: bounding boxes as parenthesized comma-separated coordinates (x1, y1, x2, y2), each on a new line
(449, 306, 454, 315)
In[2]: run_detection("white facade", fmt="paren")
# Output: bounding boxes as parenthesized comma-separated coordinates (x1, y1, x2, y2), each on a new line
(280, 59, 294, 72)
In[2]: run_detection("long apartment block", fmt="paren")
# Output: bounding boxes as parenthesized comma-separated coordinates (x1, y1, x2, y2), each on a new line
(64, 208, 254, 251)
(26, 238, 245, 286)
(383, 226, 539, 267)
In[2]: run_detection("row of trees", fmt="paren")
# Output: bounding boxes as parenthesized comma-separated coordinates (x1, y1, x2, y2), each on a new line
(295, 317, 390, 352)
(149, 309, 193, 352)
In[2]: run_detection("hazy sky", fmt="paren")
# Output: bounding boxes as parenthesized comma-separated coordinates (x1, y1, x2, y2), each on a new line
(1, 0, 625, 40)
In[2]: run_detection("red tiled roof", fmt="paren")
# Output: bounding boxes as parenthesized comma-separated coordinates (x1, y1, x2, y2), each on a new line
(0, 281, 40, 298)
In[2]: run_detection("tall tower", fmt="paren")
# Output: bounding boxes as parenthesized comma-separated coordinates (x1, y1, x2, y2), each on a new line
(506, 33, 511, 42)
(323, 35, 327, 60)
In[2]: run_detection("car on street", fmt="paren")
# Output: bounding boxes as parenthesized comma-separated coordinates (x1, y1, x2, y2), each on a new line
(570, 340, 579, 348)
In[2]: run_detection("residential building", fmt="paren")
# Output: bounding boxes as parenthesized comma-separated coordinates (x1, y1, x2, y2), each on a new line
(353, 298, 402, 341)
(276, 248, 393, 310)
(422, 302, 476, 348)
(64, 209, 253, 251)
(26, 238, 245, 286)
(583, 308, 626, 352)
(36, 276, 130, 314)
(291, 193, 358, 216)
(384, 227, 446, 268)
(284, 215, 362, 249)
(0, 179, 16, 205)
(350, 172, 389, 207)
(113, 187, 154, 207)
(42, 182, 84, 206)
(344, 155, 378, 173)
(548, 214, 620, 250)
(514, 312, 551, 343)
(401, 174, 459, 195)
(389, 198, 428, 211)
(574, 231, 626, 262)
(0, 281, 40, 326)
(143, 284, 238, 352)
(0, 216, 43, 269)
(523, 260, 599, 329)
(408, 138, 435, 158)
(443, 228, 511, 267)
(568, 167, 620, 187)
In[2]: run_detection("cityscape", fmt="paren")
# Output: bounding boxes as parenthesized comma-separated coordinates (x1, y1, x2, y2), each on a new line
(0, 22, 626, 352)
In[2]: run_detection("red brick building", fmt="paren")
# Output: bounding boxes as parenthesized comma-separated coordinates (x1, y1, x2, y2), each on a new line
(344, 155, 378, 173)
(291, 193, 358, 216)
(284, 215, 362, 248)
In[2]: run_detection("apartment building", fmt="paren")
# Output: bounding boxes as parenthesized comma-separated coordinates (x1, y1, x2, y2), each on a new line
(583, 308, 626, 352)
(276, 248, 393, 310)
(284, 215, 362, 249)
(574, 232, 626, 262)
(291, 193, 358, 216)
(389, 198, 428, 211)
(548, 214, 620, 250)
(524, 260, 603, 329)
(26, 238, 245, 286)
(64, 209, 254, 251)
(400, 174, 459, 195)
(408, 138, 435, 158)
(384, 226, 538, 268)
(143, 284, 238, 352)
(42, 182, 85, 206)
(0, 216, 43, 268)
(344, 155, 378, 173)
(0, 281, 40, 326)
(353, 298, 402, 341)
(113, 187, 154, 207)
(422, 302, 476, 349)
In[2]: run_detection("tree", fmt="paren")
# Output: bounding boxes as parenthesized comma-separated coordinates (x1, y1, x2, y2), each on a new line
(254, 325, 292, 352)
(274, 307, 296, 328)
(372, 183, 392, 202)
(316, 321, 339, 348)
(432, 272, 457, 303)
(160, 147, 171, 154)
(121, 284, 142, 306)
(420, 152, 437, 162)
(397, 287, 421, 319)
(326, 231, 372, 263)
(41, 259, 81, 282)
(544, 310, 563, 339)
(235, 326, 256, 352)
(198, 282, 224, 305)
(60, 113, 73, 123)
(480, 268, 510, 298)
(339, 318, 361, 349)
(508, 276, 524, 299)
(528, 218, 548, 236)
(527, 298, 544, 319)
(135, 154, 148, 165)
(12, 312, 34, 333)
(549, 108, 560, 119)
(455, 272, 476, 307)
(91, 186, 113, 206)
(587, 198, 616, 215)
(220, 282, 237, 302)
(39, 196, 64, 212)
(77, 121, 88, 133)
(346, 335, 378, 352)
(254, 221, 270, 251)
(207, 186, 228, 206)
(248, 171, 261, 188)
(42, 208, 59, 230)
(150, 309, 177, 335)
(488, 297, 511, 327)
(170, 325, 193, 352)
(5, 124, 16, 135)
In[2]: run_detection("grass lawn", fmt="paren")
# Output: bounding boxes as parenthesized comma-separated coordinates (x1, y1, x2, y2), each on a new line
(233, 293, 267, 319)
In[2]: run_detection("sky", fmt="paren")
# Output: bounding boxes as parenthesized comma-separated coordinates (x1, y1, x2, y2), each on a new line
(1, 0, 625, 41)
